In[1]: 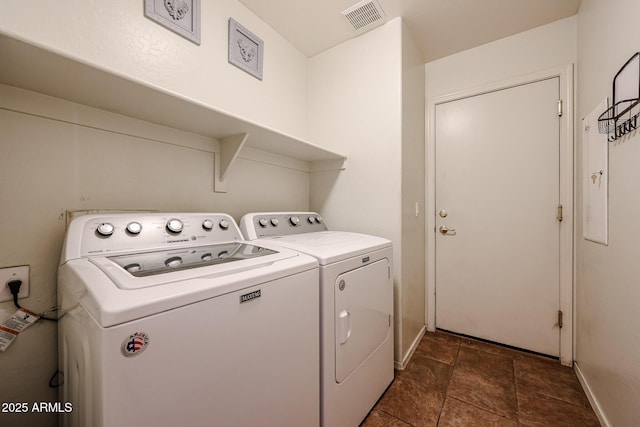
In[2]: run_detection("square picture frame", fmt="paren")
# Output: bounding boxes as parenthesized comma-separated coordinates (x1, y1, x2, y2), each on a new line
(228, 18, 264, 80)
(145, 0, 201, 45)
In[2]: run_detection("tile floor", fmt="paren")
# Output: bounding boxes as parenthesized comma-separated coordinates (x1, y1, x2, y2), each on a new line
(362, 331, 600, 427)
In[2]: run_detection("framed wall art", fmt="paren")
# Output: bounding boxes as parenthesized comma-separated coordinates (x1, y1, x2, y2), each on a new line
(228, 18, 264, 80)
(145, 0, 201, 45)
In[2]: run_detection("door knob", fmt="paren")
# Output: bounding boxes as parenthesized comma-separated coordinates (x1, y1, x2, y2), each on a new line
(439, 225, 456, 235)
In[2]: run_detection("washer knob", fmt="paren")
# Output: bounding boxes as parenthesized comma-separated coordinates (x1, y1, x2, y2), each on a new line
(126, 222, 142, 235)
(315, 216, 322, 224)
(202, 219, 214, 231)
(307, 216, 315, 224)
(96, 222, 115, 237)
(289, 216, 300, 226)
(166, 218, 183, 234)
(165, 256, 182, 268)
(258, 218, 268, 227)
(219, 219, 230, 230)
(270, 218, 279, 226)
(125, 263, 142, 274)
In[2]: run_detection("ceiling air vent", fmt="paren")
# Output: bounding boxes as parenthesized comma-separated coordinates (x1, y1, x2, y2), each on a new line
(341, 0, 386, 31)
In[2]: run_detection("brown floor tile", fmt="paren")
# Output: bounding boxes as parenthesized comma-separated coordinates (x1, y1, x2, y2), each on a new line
(437, 397, 518, 427)
(517, 388, 600, 427)
(396, 351, 453, 392)
(433, 330, 464, 343)
(365, 331, 599, 427)
(455, 346, 514, 383)
(414, 332, 461, 365)
(460, 336, 525, 359)
(360, 409, 413, 427)
(374, 376, 445, 427)
(514, 356, 590, 408)
(447, 366, 518, 420)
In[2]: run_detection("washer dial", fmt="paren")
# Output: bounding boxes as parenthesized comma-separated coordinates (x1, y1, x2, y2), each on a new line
(166, 218, 184, 234)
(96, 223, 115, 237)
(126, 222, 142, 235)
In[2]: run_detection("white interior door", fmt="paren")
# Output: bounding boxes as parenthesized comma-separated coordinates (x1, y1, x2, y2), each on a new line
(435, 78, 561, 356)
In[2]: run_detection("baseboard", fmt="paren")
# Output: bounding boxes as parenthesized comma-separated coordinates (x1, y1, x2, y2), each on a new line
(574, 362, 611, 427)
(394, 325, 426, 370)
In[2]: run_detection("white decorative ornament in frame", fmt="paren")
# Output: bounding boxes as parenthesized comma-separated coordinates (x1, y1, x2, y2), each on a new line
(144, 0, 201, 45)
(164, 0, 190, 20)
(228, 18, 264, 80)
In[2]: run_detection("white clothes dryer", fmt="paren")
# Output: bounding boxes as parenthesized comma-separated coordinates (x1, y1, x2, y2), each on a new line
(240, 212, 394, 427)
(58, 212, 320, 427)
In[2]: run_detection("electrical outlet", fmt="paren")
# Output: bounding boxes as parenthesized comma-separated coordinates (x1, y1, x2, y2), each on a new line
(0, 266, 30, 303)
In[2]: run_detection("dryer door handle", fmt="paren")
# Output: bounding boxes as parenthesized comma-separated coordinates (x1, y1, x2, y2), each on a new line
(338, 310, 351, 345)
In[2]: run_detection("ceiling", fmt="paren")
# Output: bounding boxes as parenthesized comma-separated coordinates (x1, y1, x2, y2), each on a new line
(238, 0, 581, 62)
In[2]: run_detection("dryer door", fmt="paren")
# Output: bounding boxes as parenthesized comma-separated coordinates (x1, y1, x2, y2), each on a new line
(335, 258, 391, 383)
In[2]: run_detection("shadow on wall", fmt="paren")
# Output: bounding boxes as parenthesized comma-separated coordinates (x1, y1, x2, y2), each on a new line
(310, 159, 346, 211)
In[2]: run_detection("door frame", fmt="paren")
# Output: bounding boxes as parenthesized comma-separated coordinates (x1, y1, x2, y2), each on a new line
(425, 65, 574, 365)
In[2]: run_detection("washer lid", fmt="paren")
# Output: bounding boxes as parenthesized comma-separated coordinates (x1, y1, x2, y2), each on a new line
(265, 231, 391, 265)
(106, 242, 276, 278)
(88, 242, 287, 290)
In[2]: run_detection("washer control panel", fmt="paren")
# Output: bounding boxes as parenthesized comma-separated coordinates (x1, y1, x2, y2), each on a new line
(240, 212, 328, 239)
(68, 213, 243, 258)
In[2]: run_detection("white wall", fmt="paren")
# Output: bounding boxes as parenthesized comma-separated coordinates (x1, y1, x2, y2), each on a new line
(308, 20, 402, 239)
(575, 1, 640, 425)
(400, 22, 426, 361)
(426, 17, 577, 99)
(0, 0, 308, 139)
(308, 18, 426, 364)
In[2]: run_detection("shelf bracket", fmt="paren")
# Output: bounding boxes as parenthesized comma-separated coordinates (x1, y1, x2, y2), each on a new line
(214, 133, 249, 193)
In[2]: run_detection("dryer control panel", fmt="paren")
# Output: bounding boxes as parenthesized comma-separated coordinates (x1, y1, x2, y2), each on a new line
(62, 213, 244, 261)
(240, 212, 328, 239)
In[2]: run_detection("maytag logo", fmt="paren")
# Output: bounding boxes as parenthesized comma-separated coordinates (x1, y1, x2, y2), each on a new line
(240, 289, 261, 304)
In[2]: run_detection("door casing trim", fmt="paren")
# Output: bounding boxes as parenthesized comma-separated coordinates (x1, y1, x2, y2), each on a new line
(425, 65, 575, 365)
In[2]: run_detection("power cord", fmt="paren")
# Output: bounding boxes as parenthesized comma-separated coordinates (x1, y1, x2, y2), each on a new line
(6, 279, 58, 322)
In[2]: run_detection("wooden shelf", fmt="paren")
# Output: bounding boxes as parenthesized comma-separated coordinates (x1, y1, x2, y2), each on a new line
(0, 33, 346, 167)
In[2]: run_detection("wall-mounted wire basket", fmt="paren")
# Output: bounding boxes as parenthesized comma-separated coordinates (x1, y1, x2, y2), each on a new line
(598, 98, 640, 141)
(598, 52, 640, 142)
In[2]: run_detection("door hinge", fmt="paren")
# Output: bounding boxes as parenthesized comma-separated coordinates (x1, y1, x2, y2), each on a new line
(557, 310, 564, 329)
(558, 99, 563, 117)
(556, 204, 563, 222)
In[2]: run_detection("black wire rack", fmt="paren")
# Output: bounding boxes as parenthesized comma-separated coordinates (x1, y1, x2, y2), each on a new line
(598, 52, 640, 142)
(598, 98, 640, 141)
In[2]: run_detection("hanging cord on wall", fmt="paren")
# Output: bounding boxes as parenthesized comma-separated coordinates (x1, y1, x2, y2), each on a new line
(49, 369, 64, 388)
(6, 279, 59, 322)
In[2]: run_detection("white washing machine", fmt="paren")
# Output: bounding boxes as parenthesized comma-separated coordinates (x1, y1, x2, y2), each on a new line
(240, 212, 394, 427)
(58, 212, 320, 427)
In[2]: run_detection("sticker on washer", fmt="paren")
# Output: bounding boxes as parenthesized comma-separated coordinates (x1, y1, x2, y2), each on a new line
(0, 308, 40, 352)
(121, 332, 149, 357)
